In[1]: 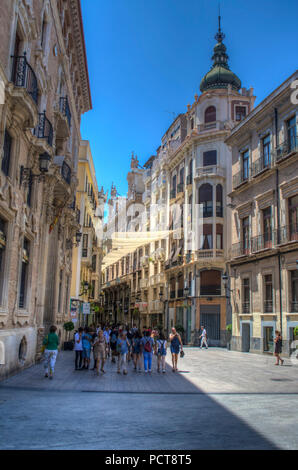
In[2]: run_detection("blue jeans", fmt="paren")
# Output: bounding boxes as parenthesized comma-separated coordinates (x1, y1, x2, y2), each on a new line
(143, 351, 153, 371)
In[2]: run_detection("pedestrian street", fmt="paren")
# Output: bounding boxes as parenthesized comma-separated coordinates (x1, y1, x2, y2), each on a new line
(0, 348, 298, 450)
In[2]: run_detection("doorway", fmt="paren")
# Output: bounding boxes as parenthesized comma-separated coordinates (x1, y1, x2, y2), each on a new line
(242, 323, 250, 352)
(264, 326, 274, 353)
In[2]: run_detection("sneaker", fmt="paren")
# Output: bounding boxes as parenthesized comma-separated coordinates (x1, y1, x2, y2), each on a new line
(162, 370, 166, 373)
(44, 373, 48, 378)
(123, 370, 128, 375)
(117, 370, 121, 374)
(144, 370, 148, 373)
(148, 370, 152, 374)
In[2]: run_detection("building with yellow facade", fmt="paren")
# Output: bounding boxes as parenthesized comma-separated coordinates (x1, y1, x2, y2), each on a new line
(70, 140, 106, 326)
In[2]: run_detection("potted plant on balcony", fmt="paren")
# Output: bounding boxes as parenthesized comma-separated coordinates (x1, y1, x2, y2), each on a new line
(63, 321, 75, 351)
(294, 326, 298, 341)
(226, 324, 232, 350)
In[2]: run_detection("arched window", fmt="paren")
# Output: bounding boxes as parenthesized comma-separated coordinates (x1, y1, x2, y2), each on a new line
(205, 106, 216, 123)
(199, 183, 213, 217)
(216, 184, 223, 217)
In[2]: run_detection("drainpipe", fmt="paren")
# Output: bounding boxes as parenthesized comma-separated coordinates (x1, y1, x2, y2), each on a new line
(274, 107, 283, 335)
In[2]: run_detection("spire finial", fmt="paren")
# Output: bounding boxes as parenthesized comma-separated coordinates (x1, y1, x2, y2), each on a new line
(215, 2, 225, 43)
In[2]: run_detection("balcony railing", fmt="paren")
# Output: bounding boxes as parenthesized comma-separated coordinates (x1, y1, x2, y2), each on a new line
(197, 121, 226, 132)
(196, 166, 225, 179)
(200, 286, 221, 296)
(11, 53, 38, 104)
(251, 232, 275, 252)
(34, 111, 53, 147)
(291, 301, 298, 313)
(251, 154, 272, 177)
(264, 300, 273, 313)
(233, 168, 249, 189)
(61, 161, 71, 184)
(59, 96, 71, 127)
(170, 290, 175, 299)
(272, 136, 298, 162)
(278, 224, 298, 244)
(232, 224, 298, 259)
(242, 301, 250, 314)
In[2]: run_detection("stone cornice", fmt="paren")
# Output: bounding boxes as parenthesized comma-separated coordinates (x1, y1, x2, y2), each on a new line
(69, 0, 92, 112)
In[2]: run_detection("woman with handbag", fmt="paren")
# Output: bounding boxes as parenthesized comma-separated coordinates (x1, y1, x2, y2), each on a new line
(169, 327, 183, 372)
(43, 325, 59, 380)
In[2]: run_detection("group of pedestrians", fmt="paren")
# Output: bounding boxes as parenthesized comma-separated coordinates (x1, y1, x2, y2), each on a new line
(72, 324, 184, 376)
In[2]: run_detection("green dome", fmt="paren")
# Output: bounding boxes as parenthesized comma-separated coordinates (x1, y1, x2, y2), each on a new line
(200, 24, 241, 92)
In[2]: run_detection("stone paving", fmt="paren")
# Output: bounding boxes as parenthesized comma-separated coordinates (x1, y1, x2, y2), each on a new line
(0, 348, 298, 449)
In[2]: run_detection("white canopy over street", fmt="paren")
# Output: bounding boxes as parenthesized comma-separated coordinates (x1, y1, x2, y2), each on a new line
(101, 231, 170, 268)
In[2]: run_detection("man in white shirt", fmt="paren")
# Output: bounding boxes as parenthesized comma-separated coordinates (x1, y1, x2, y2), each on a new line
(74, 327, 84, 370)
(199, 325, 208, 349)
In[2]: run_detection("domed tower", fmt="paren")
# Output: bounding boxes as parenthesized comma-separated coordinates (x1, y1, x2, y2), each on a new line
(200, 15, 241, 93)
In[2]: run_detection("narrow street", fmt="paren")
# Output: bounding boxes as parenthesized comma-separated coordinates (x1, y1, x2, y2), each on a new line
(1, 348, 297, 450)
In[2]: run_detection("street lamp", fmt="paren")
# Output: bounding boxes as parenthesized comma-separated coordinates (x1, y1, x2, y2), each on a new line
(66, 231, 82, 250)
(20, 152, 51, 186)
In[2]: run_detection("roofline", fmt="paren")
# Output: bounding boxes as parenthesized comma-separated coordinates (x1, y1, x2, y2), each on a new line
(161, 113, 185, 141)
(78, 0, 92, 110)
(226, 70, 298, 141)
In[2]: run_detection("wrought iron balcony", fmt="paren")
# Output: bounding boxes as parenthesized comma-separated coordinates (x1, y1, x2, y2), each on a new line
(251, 232, 275, 252)
(242, 301, 250, 314)
(277, 224, 298, 244)
(264, 300, 273, 313)
(251, 154, 272, 177)
(34, 111, 53, 147)
(200, 285, 222, 296)
(232, 168, 250, 189)
(272, 136, 298, 162)
(61, 161, 71, 184)
(11, 53, 38, 104)
(59, 96, 71, 127)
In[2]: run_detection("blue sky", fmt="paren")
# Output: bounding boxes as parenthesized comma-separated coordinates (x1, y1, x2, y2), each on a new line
(80, 0, 298, 197)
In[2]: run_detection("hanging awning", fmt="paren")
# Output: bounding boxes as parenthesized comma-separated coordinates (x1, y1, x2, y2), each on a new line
(101, 231, 170, 268)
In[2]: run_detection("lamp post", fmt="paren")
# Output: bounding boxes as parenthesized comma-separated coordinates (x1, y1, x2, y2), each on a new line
(222, 270, 233, 328)
(20, 152, 51, 186)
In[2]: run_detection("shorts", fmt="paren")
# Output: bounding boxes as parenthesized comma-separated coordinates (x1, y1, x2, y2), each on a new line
(83, 348, 91, 359)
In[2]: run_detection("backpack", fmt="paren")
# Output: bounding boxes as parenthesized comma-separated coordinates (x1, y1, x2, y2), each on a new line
(158, 340, 166, 355)
(144, 339, 152, 353)
(111, 333, 117, 344)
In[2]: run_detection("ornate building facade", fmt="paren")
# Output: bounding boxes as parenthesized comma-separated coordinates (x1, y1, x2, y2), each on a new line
(70, 140, 106, 326)
(226, 70, 298, 356)
(0, 0, 91, 378)
(101, 20, 256, 345)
